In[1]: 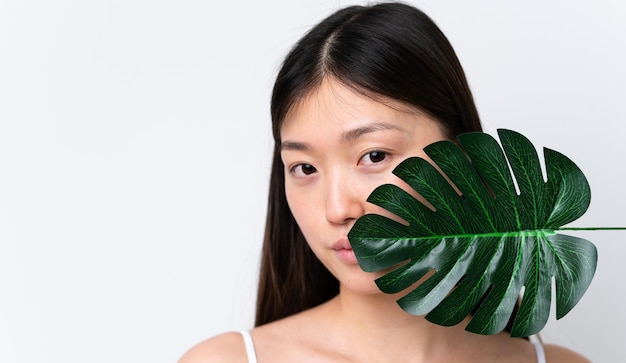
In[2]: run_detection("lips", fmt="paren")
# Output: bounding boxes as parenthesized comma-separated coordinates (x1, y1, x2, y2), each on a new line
(332, 237, 359, 264)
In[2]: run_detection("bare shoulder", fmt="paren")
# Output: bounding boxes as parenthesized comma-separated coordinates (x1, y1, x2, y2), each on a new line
(177, 332, 247, 363)
(544, 344, 591, 363)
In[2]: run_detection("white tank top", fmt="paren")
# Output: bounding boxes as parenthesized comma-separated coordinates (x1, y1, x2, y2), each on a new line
(240, 330, 258, 363)
(239, 331, 546, 363)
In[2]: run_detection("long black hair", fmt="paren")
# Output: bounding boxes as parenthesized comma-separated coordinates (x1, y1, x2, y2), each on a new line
(256, 2, 482, 326)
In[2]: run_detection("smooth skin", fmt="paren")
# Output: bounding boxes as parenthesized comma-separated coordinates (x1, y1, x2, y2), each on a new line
(179, 78, 590, 363)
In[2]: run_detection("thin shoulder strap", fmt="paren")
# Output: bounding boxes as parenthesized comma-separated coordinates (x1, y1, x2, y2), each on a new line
(239, 330, 258, 363)
(529, 335, 546, 363)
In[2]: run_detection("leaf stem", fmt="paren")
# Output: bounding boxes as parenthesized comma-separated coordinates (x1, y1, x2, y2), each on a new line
(557, 227, 626, 231)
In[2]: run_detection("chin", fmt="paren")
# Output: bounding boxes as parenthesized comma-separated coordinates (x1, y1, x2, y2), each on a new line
(338, 269, 387, 295)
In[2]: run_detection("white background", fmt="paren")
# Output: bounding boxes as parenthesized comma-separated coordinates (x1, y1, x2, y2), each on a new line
(1, 0, 624, 361)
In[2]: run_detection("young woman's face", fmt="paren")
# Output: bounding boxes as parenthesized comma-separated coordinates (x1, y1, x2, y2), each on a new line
(280, 78, 449, 294)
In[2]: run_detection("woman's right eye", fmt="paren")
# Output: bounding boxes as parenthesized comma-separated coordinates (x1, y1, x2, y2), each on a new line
(291, 163, 317, 177)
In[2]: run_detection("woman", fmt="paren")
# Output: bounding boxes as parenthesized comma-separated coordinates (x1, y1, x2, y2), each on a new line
(180, 3, 589, 362)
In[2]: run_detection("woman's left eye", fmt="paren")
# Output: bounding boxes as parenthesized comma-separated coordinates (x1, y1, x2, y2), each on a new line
(359, 151, 387, 165)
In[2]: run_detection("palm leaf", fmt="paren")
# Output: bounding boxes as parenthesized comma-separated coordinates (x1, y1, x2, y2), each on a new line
(347, 129, 597, 337)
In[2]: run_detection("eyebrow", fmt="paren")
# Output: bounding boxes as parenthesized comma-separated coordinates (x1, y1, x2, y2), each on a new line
(281, 122, 407, 151)
(280, 140, 309, 151)
(342, 122, 407, 142)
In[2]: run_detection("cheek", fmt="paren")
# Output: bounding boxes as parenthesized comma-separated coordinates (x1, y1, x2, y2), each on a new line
(285, 185, 317, 233)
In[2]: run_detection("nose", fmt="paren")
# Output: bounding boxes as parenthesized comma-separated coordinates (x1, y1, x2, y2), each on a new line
(324, 169, 366, 225)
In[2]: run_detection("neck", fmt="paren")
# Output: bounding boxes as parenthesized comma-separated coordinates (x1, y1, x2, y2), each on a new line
(324, 284, 495, 361)
(336, 285, 428, 330)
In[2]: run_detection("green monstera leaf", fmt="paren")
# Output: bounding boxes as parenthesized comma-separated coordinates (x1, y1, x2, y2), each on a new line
(347, 129, 597, 337)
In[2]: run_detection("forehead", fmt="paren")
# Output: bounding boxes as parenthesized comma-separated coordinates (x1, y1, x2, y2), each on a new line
(281, 78, 425, 137)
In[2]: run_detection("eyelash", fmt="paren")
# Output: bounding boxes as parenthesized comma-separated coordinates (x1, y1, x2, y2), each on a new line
(290, 163, 317, 177)
(289, 150, 389, 178)
(359, 150, 388, 165)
